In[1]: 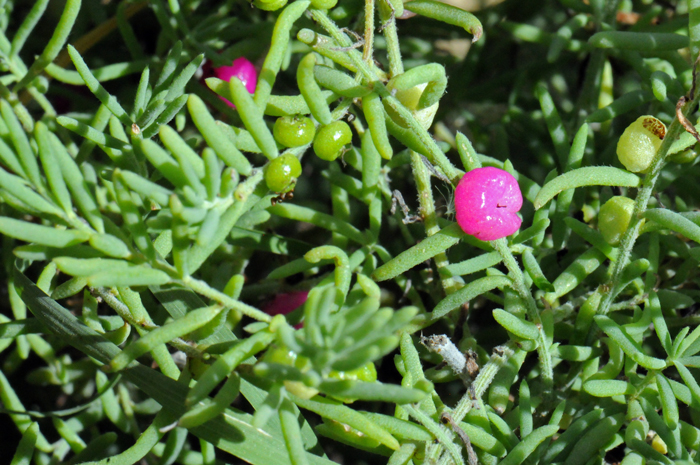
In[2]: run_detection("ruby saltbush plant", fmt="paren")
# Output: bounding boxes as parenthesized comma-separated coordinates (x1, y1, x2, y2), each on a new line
(1, 0, 700, 464)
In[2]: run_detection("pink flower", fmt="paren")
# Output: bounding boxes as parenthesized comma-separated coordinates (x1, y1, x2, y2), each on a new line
(214, 57, 257, 107)
(454, 167, 522, 241)
(263, 291, 308, 328)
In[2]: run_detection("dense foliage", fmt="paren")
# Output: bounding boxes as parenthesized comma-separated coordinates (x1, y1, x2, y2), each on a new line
(1, 0, 700, 464)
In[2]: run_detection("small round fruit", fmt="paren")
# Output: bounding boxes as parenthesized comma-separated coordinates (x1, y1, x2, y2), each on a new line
(313, 121, 352, 161)
(668, 148, 698, 164)
(328, 362, 377, 383)
(598, 196, 635, 246)
(253, 0, 288, 10)
(617, 115, 666, 173)
(273, 116, 316, 148)
(265, 154, 302, 192)
(309, 0, 338, 8)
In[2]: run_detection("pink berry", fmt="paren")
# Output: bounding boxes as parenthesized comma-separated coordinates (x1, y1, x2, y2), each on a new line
(454, 167, 523, 241)
(214, 57, 257, 107)
(263, 291, 308, 327)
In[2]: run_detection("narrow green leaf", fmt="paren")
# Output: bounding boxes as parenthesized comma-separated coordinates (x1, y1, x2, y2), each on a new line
(674, 361, 700, 407)
(230, 77, 279, 160)
(522, 249, 555, 292)
(563, 414, 625, 465)
(35, 122, 72, 214)
(54, 257, 130, 277)
(433, 276, 511, 319)
(0, 100, 43, 190)
(499, 425, 559, 465)
(536, 82, 569, 168)
(165, 54, 204, 101)
(154, 41, 183, 92)
(582, 379, 634, 397)
(373, 223, 464, 281)
(110, 306, 221, 371)
(67, 45, 132, 126)
(112, 172, 157, 260)
(656, 373, 679, 431)
(0, 217, 89, 247)
(45, 60, 149, 85)
(589, 31, 689, 51)
(292, 395, 400, 451)
(132, 67, 150, 119)
(10, 0, 50, 58)
(119, 170, 172, 206)
(141, 94, 189, 139)
(13, 0, 81, 92)
(188, 94, 252, 175)
(0, 167, 62, 216)
(403, 0, 482, 40)
(586, 90, 654, 123)
(648, 292, 672, 356)
(49, 132, 104, 232)
(158, 125, 205, 179)
(134, 138, 189, 189)
(86, 266, 170, 287)
(564, 217, 617, 261)
(493, 309, 539, 340)
(319, 380, 426, 404)
(279, 397, 310, 465)
(269, 203, 367, 245)
(445, 251, 502, 277)
(57, 116, 135, 168)
(534, 167, 640, 210)
(10, 422, 39, 465)
(644, 208, 700, 244)
(546, 249, 606, 302)
(594, 315, 667, 370)
(253, 1, 311, 109)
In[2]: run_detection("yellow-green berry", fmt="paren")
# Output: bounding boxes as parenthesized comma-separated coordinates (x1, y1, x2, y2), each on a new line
(617, 115, 666, 173)
(253, 0, 288, 11)
(273, 116, 316, 148)
(313, 121, 352, 161)
(309, 0, 338, 8)
(264, 153, 302, 192)
(667, 147, 698, 164)
(599, 196, 635, 246)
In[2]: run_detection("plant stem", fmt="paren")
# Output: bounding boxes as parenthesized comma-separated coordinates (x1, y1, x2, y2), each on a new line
(362, 0, 375, 65)
(310, 9, 461, 183)
(378, 0, 403, 76)
(492, 238, 553, 389)
(411, 152, 461, 295)
(597, 87, 700, 317)
(183, 276, 272, 323)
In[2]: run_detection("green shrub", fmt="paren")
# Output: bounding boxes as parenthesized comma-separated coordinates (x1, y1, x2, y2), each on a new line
(1, 0, 699, 464)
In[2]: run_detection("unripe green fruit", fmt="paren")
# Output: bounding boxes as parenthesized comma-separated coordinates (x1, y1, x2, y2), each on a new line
(309, 0, 338, 8)
(253, 0, 287, 11)
(313, 121, 352, 161)
(667, 148, 698, 164)
(599, 196, 635, 246)
(264, 154, 302, 192)
(273, 116, 316, 148)
(617, 115, 666, 173)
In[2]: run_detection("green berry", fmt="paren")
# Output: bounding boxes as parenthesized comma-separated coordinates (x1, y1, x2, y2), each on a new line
(598, 196, 635, 246)
(264, 154, 302, 192)
(309, 0, 338, 8)
(273, 116, 316, 148)
(667, 148, 698, 164)
(616, 115, 666, 173)
(252, 0, 287, 11)
(313, 121, 352, 161)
